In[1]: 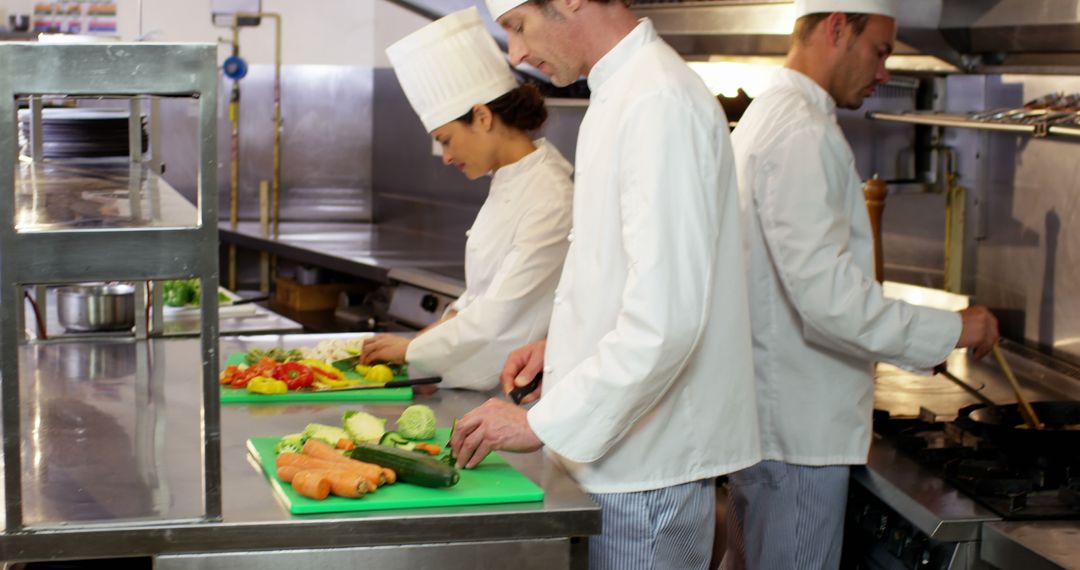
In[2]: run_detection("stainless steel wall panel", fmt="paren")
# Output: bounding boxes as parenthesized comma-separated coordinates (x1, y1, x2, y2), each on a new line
(158, 65, 373, 223)
(935, 74, 1080, 363)
(371, 68, 585, 254)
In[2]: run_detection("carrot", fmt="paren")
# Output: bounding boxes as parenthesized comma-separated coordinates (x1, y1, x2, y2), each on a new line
(336, 438, 356, 451)
(278, 465, 367, 499)
(414, 443, 441, 455)
(381, 467, 397, 484)
(291, 470, 330, 500)
(277, 452, 385, 489)
(302, 439, 386, 475)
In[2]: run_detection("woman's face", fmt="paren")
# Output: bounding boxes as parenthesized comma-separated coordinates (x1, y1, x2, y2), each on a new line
(431, 106, 497, 180)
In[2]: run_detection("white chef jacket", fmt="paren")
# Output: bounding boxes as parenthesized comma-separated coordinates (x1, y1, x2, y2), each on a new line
(406, 139, 573, 390)
(527, 20, 761, 494)
(731, 67, 963, 466)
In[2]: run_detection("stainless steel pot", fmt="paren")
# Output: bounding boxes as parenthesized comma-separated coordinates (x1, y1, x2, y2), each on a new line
(56, 283, 136, 332)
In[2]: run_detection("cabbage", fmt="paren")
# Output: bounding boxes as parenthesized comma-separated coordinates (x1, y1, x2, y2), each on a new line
(342, 410, 386, 444)
(396, 404, 436, 440)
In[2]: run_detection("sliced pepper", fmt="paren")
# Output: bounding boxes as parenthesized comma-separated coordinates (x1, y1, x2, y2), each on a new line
(247, 376, 288, 394)
(272, 361, 314, 390)
(299, 359, 343, 381)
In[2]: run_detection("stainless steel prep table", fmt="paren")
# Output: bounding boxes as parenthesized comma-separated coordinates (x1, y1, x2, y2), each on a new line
(856, 345, 1080, 569)
(220, 221, 466, 285)
(0, 334, 599, 566)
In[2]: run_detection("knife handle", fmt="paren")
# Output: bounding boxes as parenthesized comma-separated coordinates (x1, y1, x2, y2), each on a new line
(384, 377, 442, 388)
(509, 372, 543, 405)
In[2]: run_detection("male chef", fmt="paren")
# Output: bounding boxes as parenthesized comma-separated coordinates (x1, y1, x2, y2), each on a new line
(448, 0, 761, 568)
(723, 1, 1001, 568)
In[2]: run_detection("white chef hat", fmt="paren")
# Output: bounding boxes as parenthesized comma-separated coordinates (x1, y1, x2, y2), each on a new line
(486, 0, 526, 21)
(794, 0, 896, 18)
(386, 6, 518, 132)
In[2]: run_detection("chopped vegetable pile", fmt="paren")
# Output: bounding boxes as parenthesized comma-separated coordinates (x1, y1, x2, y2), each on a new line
(162, 279, 230, 307)
(267, 409, 459, 502)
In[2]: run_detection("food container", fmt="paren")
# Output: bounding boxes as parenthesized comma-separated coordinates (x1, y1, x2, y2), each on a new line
(56, 283, 136, 332)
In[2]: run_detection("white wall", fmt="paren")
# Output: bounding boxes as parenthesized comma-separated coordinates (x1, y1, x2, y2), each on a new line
(1, 0, 431, 67)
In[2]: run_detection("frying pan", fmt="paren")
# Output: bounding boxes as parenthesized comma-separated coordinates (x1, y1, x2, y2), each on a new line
(963, 400, 1080, 457)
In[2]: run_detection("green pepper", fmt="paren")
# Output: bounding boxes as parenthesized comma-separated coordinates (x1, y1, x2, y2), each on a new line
(246, 376, 288, 395)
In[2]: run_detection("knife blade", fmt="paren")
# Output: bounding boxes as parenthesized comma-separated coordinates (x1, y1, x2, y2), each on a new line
(330, 354, 363, 372)
(311, 376, 441, 392)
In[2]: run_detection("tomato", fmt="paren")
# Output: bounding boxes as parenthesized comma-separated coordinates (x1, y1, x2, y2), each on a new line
(272, 362, 314, 390)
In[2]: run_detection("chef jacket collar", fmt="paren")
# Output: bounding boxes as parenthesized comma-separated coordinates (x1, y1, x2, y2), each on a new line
(775, 66, 837, 119)
(586, 18, 657, 99)
(490, 138, 552, 196)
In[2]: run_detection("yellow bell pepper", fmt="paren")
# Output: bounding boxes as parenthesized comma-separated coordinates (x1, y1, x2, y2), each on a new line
(247, 376, 288, 395)
(365, 364, 394, 383)
(299, 358, 343, 381)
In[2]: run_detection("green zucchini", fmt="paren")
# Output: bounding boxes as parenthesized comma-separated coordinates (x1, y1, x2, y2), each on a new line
(349, 443, 460, 488)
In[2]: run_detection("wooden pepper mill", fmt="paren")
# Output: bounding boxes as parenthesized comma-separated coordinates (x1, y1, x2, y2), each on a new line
(863, 175, 888, 283)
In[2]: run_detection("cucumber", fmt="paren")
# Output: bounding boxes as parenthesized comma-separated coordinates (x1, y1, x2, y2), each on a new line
(349, 443, 460, 488)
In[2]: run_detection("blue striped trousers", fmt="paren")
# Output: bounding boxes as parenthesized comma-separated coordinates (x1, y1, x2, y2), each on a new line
(720, 461, 851, 570)
(588, 478, 715, 570)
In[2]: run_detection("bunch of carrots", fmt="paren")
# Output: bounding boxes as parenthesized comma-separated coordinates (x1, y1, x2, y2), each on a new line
(275, 438, 396, 500)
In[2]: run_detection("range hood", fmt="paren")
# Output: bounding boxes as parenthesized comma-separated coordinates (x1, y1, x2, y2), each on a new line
(636, 0, 1080, 73)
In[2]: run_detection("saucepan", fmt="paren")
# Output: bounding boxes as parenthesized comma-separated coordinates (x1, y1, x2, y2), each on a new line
(56, 282, 136, 332)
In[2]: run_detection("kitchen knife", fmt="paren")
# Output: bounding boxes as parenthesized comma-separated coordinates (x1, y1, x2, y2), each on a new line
(508, 372, 543, 405)
(330, 354, 363, 372)
(311, 376, 441, 392)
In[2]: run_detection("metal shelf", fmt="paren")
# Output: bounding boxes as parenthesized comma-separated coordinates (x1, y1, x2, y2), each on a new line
(868, 110, 1080, 139)
(0, 42, 221, 532)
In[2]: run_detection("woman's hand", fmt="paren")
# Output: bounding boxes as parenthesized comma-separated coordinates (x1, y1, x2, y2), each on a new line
(360, 334, 411, 365)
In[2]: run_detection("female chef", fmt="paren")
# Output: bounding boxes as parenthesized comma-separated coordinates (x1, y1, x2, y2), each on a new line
(360, 6, 573, 391)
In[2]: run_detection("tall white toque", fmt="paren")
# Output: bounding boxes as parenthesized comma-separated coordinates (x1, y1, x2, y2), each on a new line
(486, 0, 527, 22)
(385, 6, 518, 132)
(794, 0, 897, 18)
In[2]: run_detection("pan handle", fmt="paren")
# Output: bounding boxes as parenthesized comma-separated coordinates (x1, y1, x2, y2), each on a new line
(933, 364, 997, 407)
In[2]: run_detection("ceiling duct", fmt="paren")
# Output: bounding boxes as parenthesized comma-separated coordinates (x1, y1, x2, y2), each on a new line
(637, 0, 1080, 73)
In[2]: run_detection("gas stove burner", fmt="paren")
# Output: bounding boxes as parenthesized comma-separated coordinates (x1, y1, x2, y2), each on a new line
(874, 408, 1080, 520)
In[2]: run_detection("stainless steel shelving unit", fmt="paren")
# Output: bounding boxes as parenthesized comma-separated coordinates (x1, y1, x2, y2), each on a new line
(868, 110, 1080, 139)
(0, 42, 221, 530)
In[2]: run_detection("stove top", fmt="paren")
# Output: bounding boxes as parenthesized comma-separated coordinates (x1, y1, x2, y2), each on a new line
(873, 409, 1080, 520)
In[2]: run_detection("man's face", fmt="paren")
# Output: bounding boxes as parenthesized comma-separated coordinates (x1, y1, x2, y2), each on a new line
(498, 2, 584, 87)
(830, 14, 895, 110)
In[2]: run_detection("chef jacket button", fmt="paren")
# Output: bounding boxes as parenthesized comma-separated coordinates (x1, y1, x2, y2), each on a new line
(543, 366, 552, 374)
(553, 296, 562, 305)
(465, 229, 472, 237)
(567, 230, 575, 242)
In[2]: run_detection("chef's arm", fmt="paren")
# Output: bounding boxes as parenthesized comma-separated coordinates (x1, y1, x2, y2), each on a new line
(416, 309, 457, 336)
(528, 94, 720, 463)
(405, 194, 571, 390)
(755, 126, 961, 371)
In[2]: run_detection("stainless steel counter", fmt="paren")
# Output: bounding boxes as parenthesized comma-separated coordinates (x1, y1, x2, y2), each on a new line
(860, 344, 1080, 568)
(982, 522, 1080, 570)
(220, 221, 466, 289)
(0, 334, 599, 564)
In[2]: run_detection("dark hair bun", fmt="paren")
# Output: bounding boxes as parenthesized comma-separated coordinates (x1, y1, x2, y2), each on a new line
(487, 84, 549, 132)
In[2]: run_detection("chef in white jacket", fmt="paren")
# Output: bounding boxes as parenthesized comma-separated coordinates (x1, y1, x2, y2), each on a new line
(361, 7, 574, 391)
(450, 1, 760, 568)
(722, 1, 1001, 568)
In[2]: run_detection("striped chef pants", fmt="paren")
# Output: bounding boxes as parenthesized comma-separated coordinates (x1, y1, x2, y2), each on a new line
(588, 478, 715, 570)
(720, 461, 851, 570)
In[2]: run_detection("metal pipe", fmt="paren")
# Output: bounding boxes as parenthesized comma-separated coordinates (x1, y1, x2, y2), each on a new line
(234, 12, 283, 240)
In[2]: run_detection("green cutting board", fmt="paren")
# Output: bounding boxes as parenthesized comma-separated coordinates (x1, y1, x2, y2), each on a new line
(247, 428, 545, 514)
(220, 352, 412, 404)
